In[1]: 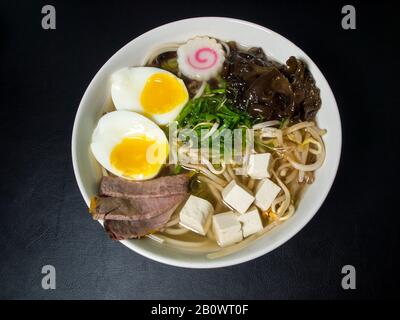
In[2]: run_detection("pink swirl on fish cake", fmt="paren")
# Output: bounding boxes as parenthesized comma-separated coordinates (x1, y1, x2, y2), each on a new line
(187, 48, 218, 70)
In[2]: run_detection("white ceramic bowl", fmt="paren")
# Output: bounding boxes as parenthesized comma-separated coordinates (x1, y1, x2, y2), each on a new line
(72, 17, 341, 268)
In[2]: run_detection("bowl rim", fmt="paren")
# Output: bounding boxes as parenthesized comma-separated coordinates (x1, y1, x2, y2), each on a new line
(72, 16, 342, 269)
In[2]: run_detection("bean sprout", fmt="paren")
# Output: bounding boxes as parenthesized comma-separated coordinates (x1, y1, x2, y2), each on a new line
(201, 122, 220, 141)
(252, 120, 280, 130)
(193, 81, 207, 99)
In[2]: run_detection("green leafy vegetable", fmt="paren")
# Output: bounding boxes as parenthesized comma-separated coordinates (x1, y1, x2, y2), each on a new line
(175, 83, 255, 158)
(176, 84, 253, 130)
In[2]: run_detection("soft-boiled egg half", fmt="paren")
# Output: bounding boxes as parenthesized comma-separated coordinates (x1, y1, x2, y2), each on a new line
(90, 111, 169, 180)
(110, 67, 189, 125)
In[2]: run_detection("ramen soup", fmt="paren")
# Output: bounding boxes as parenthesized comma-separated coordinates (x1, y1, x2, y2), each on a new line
(89, 37, 326, 259)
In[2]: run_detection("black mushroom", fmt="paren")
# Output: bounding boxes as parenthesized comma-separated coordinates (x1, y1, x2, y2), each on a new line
(280, 56, 321, 121)
(245, 67, 295, 120)
(222, 42, 321, 121)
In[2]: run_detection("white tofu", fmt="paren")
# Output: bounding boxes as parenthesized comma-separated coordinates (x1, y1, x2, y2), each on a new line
(222, 180, 255, 214)
(179, 195, 214, 235)
(212, 211, 243, 247)
(237, 207, 263, 237)
(247, 153, 271, 179)
(254, 178, 281, 211)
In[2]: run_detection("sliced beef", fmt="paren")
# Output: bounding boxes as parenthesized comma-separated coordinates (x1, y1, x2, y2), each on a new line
(91, 174, 190, 240)
(91, 193, 188, 221)
(104, 204, 179, 240)
(99, 174, 189, 199)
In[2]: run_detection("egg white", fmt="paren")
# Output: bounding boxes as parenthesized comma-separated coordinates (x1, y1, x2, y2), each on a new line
(90, 110, 168, 180)
(110, 67, 188, 125)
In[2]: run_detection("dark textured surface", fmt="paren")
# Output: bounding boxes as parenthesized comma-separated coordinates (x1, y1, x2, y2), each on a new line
(0, 0, 398, 299)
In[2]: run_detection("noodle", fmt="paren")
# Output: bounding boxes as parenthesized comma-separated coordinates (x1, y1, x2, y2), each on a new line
(271, 195, 285, 213)
(287, 152, 324, 172)
(201, 156, 226, 175)
(222, 170, 232, 182)
(271, 164, 291, 216)
(286, 126, 326, 172)
(197, 175, 224, 192)
(146, 234, 165, 244)
(158, 234, 217, 249)
(261, 127, 283, 146)
(277, 204, 295, 221)
(298, 135, 309, 183)
(165, 215, 180, 227)
(163, 226, 190, 235)
(181, 163, 227, 186)
(144, 43, 180, 64)
(226, 164, 236, 181)
(284, 169, 298, 184)
(283, 121, 315, 134)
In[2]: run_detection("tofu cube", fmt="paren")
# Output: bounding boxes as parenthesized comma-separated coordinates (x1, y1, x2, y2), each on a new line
(237, 207, 263, 237)
(247, 153, 271, 179)
(179, 195, 214, 235)
(222, 180, 255, 214)
(212, 211, 243, 247)
(254, 178, 281, 211)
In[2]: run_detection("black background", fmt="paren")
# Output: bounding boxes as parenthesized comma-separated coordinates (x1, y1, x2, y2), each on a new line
(0, 0, 398, 299)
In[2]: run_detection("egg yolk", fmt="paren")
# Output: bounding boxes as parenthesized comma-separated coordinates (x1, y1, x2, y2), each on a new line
(140, 73, 188, 114)
(110, 135, 168, 179)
